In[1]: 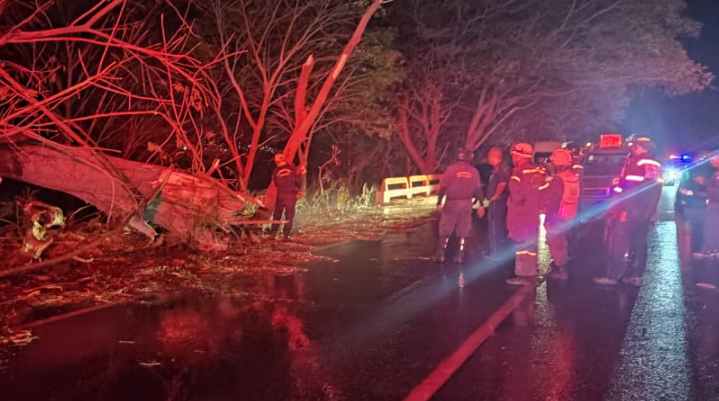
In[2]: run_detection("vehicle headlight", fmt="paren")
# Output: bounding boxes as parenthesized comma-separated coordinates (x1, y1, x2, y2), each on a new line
(663, 168, 680, 180)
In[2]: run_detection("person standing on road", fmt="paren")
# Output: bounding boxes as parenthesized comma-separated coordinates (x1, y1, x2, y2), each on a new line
(540, 149, 581, 280)
(505, 143, 546, 286)
(270, 153, 303, 242)
(695, 153, 719, 289)
(484, 147, 510, 260)
(594, 140, 662, 287)
(685, 151, 712, 259)
(563, 142, 585, 179)
(435, 148, 485, 264)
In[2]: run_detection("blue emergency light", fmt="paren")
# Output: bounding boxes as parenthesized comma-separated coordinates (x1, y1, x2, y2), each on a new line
(681, 154, 691, 162)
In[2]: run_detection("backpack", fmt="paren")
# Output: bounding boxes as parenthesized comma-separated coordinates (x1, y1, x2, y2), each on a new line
(557, 170, 580, 220)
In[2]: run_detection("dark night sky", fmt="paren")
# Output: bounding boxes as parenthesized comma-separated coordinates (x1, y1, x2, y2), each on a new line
(620, 0, 719, 153)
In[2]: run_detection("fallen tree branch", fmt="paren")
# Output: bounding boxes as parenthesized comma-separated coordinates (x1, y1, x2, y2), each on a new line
(0, 215, 130, 279)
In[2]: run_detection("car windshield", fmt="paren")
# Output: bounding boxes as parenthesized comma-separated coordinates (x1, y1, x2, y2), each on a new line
(583, 154, 627, 176)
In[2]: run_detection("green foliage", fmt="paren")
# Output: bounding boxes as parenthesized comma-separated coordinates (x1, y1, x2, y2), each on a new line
(325, 28, 405, 139)
(391, 0, 712, 163)
(296, 183, 377, 222)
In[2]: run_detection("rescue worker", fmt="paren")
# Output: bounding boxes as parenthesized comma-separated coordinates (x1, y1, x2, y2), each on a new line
(561, 141, 584, 260)
(270, 153, 303, 241)
(685, 151, 711, 259)
(505, 143, 546, 286)
(695, 153, 719, 289)
(594, 140, 662, 287)
(562, 142, 585, 178)
(484, 147, 510, 259)
(435, 148, 485, 263)
(540, 149, 581, 280)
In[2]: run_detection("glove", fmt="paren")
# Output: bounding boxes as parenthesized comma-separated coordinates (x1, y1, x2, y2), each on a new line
(482, 199, 491, 208)
(476, 207, 486, 218)
(297, 191, 304, 200)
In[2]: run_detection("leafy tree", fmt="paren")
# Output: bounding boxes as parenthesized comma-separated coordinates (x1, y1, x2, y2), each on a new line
(392, 0, 712, 172)
(193, 0, 392, 189)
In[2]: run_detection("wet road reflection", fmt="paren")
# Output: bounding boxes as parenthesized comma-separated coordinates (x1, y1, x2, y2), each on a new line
(0, 274, 338, 401)
(0, 222, 513, 401)
(606, 222, 694, 401)
(435, 186, 719, 401)
(2, 188, 719, 400)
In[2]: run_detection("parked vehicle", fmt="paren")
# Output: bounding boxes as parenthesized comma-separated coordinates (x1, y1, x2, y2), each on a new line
(580, 134, 631, 208)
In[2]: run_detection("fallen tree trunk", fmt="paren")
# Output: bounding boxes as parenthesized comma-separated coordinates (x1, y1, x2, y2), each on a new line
(0, 146, 263, 250)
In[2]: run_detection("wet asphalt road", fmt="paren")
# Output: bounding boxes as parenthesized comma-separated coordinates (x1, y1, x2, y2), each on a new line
(2, 187, 719, 401)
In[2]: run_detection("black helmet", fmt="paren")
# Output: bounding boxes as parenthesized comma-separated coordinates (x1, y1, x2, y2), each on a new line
(632, 137, 655, 155)
(456, 148, 473, 162)
(562, 141, 580, 154)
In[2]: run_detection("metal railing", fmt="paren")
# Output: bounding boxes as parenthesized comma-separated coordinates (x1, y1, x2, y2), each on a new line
(375, 174, 441, 204)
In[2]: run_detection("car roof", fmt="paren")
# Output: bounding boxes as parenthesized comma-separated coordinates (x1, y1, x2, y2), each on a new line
(587, 147, 630, 155)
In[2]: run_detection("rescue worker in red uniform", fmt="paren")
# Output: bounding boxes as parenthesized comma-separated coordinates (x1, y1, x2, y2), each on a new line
(270, 153, 303, 241)
(594, 140, 662, 286)
(435, 148, 485, 263)
(506, 143, 546, 286)
(484, 147, 511, 260)
(540, 149, 581, 280)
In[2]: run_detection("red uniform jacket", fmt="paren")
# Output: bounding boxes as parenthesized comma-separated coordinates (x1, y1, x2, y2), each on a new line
(507, 162, 545, 241)
(616, 154, 662, 223)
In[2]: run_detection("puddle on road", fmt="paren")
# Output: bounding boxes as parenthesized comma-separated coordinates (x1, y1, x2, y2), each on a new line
(0, 223, 449, 401)
(1, 291, 344, 401)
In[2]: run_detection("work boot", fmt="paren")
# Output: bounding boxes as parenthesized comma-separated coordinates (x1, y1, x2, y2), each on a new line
(434, 236, 450, 263)
(453, 237, 466, 263)
(593, 277, 618, 286)
(268, 229, 279, 240)
(547, 264, 569, 280)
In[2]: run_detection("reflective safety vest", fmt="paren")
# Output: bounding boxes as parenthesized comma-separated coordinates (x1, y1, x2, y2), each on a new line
(556, 169, 580, 220)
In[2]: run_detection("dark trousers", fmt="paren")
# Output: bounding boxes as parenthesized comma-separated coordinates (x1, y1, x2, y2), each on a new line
(514, 240, 538, 277)
(702, 204, 719, 253)
(272, 192, 297, 237)
(546, 224, 569, 267)
(488, 202, 507, 257)
(684, 207, 704, 254)
(439, 199, 473, 238)
(606, 218, 650, 280)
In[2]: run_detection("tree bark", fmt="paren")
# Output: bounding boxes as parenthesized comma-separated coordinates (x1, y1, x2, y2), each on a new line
(0, 146, 261, 250)
(283, 0, 384, 160)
